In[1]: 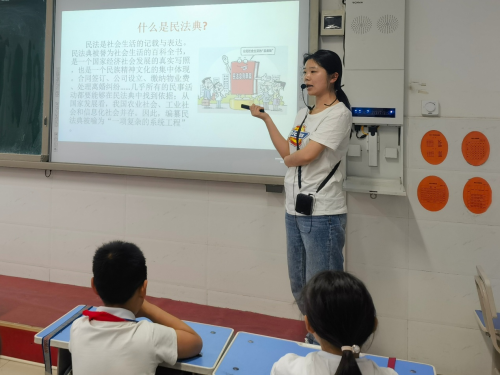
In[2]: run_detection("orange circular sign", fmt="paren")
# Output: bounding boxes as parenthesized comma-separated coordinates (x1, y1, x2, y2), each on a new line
(417, 176, 449, 212)
(463, 177, 492, 214)
(462, 131, 490, 166)
(421, 131, 448, 165)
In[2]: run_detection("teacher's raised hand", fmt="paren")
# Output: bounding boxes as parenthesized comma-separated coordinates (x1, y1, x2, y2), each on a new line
(250, 104, 269, 120)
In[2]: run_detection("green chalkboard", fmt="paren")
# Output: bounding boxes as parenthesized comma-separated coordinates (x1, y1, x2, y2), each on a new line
(0, 0, 46, 155)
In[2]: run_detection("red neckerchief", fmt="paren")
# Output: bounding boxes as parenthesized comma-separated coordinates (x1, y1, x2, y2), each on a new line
(387, 357, 396, 369)
(82, 310, 136, 322)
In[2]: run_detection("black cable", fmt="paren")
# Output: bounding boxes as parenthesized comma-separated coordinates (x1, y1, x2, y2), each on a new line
(293, 111, 312, 233)
(342, 1, 346, 66)
(325, 97, 338, 107)
(356, 132, 367, 140)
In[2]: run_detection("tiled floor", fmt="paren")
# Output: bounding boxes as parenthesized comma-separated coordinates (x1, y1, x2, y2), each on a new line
(0, 358, 46, 374)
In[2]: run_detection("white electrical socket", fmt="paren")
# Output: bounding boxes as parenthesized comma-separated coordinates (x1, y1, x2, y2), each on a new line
(422, 100, 439, 116)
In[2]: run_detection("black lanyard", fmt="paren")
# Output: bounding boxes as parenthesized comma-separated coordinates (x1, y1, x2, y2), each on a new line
(294, 111, 341, 192)
(295, 112, 308, 189)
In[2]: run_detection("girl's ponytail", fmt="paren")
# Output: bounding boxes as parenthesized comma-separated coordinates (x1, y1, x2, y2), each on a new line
(335, 85, 351, 110)
(335, 347, 362, 375)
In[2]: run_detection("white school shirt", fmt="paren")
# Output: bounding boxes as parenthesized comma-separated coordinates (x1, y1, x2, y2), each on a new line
(271, 351, 398, 375)
(284, 103, 352, 216)
(69, 306, 177, 375)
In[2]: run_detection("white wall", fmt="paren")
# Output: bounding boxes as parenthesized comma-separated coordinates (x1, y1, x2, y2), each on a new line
(1, 1, 499, 374)
(0, 168, 300, 319)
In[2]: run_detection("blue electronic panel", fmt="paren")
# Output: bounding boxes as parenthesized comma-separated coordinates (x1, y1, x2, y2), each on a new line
(352, 107, 396, 118)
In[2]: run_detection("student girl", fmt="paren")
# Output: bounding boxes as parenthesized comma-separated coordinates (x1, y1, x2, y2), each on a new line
(271, 271, 396, 375)
(250, 50, 352, 331)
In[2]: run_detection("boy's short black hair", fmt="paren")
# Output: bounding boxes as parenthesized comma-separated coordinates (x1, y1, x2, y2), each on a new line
(92, 241, 147, 304)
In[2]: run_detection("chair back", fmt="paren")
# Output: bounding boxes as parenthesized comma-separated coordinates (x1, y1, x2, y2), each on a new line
(477, 265, 497, 319)
(475, 266, 500, 354)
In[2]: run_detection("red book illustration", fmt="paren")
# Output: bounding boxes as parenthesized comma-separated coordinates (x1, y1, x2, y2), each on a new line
(231, 61, 259, 95)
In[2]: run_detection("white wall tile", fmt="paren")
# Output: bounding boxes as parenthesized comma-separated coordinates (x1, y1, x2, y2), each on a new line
(364, 316, 408, 360)
(347, 193, 409, 218)
(147, 280, 207, 305)
(347, 214, 408, 269)
(208, 290, 301, 320)
(0, 261, 49, 281)
(50, 269, 92, 288)
(51, 229, 119, 273)
(409, 219, 500, 277)
(50, 171, 128, 193)
(0, 223, 50, 268)
(0, 167, 52, 188)
(126, 237, 207, 289)
(127, 176, 208, 201)
(408, 321, 493, 375)
(208, 181, 285, 208)
(407, 118, 500, 174)
(51, 190, 126, 234)
(409, 270, 500, 329)
(208, 202, 286, 253)
(347, 263, 408, 320)
(408, 168, 500, 226)
(126, 195, 208, 244)
(0, 186, 51, 227)
(207, 246, 293, 303)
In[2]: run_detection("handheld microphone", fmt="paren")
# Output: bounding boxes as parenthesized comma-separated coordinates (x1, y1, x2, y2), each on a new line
(300, 84, 314, 111)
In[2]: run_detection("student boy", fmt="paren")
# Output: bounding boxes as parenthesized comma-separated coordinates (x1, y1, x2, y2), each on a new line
(69, 241, 202, 375)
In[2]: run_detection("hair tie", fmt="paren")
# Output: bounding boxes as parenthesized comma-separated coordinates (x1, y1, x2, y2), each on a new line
(341, 345, 360, 353)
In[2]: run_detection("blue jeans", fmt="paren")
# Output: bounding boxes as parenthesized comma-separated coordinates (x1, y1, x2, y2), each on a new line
(285, 212, 347, 315)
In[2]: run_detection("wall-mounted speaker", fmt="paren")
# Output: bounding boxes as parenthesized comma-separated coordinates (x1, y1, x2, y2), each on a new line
(351, 16, 372, 34)
(345, 0, 405, 70)
(377, 14, 399, 33)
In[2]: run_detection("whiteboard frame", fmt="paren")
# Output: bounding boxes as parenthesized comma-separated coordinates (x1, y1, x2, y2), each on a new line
(0, 0, 319, 186)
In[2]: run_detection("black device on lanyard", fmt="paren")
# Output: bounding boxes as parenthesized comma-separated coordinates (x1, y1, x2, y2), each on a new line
(294, 112, 341, 216)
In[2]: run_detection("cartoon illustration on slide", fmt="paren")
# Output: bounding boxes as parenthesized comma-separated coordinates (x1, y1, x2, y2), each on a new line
(272, 80, 286, 111)
(198, 47, 288, 114)
(213, 82, 228, 109)
(257, 79, 273, 111)
(200, 77, 214, 108)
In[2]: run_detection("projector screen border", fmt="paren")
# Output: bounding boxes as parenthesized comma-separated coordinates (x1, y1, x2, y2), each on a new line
(3, 0, 318, 186)
(0, 159, 285, 185)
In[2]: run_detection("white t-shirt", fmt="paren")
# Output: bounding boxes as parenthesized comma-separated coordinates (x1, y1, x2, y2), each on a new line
(284, 103, 352, 216)
(69, 306, 177, 375)
(271, 351, 398, 375)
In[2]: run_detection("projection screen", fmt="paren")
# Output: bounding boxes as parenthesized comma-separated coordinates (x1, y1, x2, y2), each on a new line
(50, 0, 310, 177)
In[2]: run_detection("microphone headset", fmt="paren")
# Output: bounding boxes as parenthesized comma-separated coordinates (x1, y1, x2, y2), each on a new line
(300, 84, 314, 111)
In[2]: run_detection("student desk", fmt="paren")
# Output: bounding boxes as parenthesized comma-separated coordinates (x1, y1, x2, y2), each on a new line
(214, 332, 436, 375)
(34, 305, 234, 375)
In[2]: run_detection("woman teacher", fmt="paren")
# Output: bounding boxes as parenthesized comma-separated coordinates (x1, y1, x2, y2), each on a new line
(249, 50, 352, 342)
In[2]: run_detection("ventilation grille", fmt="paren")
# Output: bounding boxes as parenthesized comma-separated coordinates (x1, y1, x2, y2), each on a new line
(377, 15, 399, 33)
(351, 16, 372, 34)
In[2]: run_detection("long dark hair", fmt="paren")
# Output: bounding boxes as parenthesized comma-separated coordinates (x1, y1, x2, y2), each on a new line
(303, 50, 351, 110)
(301, 271, 376, 375)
